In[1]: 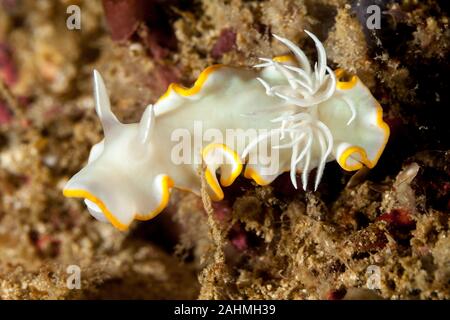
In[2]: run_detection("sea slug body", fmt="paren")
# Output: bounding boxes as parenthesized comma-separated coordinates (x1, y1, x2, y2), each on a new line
(63, 31, 390, 230)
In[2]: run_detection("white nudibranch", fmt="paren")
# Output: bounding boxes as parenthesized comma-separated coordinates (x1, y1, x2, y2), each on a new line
(63, 31, 390, 231)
